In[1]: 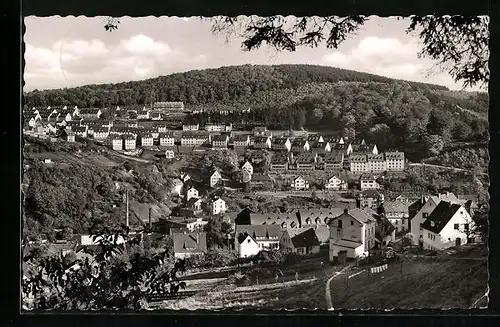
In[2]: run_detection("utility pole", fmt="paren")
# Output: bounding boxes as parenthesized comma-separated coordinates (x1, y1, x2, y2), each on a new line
(126, 189, 129, 228)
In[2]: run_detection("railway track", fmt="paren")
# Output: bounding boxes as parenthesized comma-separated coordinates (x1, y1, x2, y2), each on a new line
(146, 290, 198, 304)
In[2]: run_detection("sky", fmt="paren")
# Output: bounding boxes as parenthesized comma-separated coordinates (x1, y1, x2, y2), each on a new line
(24, 16, 483, 92)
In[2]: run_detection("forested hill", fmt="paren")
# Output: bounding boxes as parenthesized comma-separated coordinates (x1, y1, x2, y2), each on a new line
(25, 64, 456, 109)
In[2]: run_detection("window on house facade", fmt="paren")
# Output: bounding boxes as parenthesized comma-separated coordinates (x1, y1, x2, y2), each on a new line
(464, 223, 469, 230)
(454, 224, 459, 230)
(338, 220, 343, 228)
(423, 213, 428, 218)
(351, 220, 354, 226)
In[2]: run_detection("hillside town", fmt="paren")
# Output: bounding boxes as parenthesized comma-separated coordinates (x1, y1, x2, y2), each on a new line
(21, 99, 488, 310)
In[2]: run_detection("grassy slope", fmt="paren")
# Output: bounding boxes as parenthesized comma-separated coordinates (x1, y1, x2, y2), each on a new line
(329, 257, 488, 309)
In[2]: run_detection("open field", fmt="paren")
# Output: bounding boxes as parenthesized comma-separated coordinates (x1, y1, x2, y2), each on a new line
(329, 254, 488, 309)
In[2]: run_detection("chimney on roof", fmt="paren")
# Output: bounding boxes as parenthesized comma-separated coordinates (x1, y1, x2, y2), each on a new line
(344, 208, 349, 214)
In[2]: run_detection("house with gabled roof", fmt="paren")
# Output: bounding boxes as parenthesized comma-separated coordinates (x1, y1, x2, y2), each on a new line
(211, 198, 227, 215)
(382, 201, 410, 234)
(181, 131, 210, 146)
(328, 208, 377, 260)
(235, 225, 283, 258)
(150, 111, 163, 121)
(295, 153, 317, 171)
(93, 127, 110, 140)
(252, 126, 270, 136)
(310, 141, 331, 154)
(232, 134, 250, 147)
(253, 136, 272, 149)
(272, 137, 291, 152)
(420, 201, 474, 250)
(307, 134, 324, 143)
(291, 138, 310, 153)
(350, 154, 369, 173)
(291, 176, 309, 190)
(409, 192, 464, 246)
(186, 187, 199, 202)
(357, 189, 384, 210)
(173, 232, 208, 259)
(72, 126, 88, 138)
(137, 109, 150, 120)
(281, 227, 321, 255)
(325, 175, 348, 191)
(209, 169, 222, 188)
(241, 160, 254, 175)
(212, 134, 229, 148)
(323, 151, 344, 171)
(270, 153, 289, 172)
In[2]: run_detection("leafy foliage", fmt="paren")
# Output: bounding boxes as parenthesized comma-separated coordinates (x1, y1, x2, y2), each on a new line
(22, 229, 187, 310)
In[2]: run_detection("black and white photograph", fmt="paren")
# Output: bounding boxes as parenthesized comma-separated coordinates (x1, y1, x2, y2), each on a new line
(21, 15, 489, 311)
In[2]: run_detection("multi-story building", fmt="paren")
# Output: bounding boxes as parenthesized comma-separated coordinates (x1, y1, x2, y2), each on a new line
(123, 134, 137, 150)
(367, 154, 387, 172)
(253, 136, 272, 149)
(323, 152, 344, 171)
(291, 138, 310, 153)
(141, 134, 154, 147)
(232, 134, 251, 147)
(183, 124, 200, 131)
(328, 208, 377, 260)
(295, 153, 317, 171)
(212, 134, 229, 148)
(272, 137, 292, 152)
(385, 151, 405, 171)
(350, 154, 369, 173)
(235, 225, 283, 258)
(324, 175, 348, 191)
(359, 175, 379, 191)
(270, 153, 289, 172)
(159, 133, 176, 146)
(291, 176, 309, 190)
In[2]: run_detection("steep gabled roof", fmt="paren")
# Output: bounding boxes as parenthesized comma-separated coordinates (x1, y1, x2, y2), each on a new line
(235, 225, 282, 241)
(421, 201, 463, 234)
(173, 232, 207, 254)
(289, 228, 320, 248)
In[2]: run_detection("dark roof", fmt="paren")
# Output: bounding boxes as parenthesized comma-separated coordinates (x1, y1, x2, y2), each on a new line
(361, 189, 380, 198)
(273, 137, 289, 145)
(173, 232, 207, 254)
(421, 201, 462, 234)
(159, 132, 175, 138)
(232, 134, 250, 141)
(360, 174, 377, 181)
(212, 134, 229, 142)
(327, 208, 376, 226)
(311, 141, 328, 149)
(295, 154, 316, 164)
(253, 136, 270, 143)
(350, 154, 367, 163)
(385, 152, 405, 160)
(367, 154, 385, 162)
(271, 154, 288, 164)
(291, 138, 307, 146)
(323, 152, 344, 164)
(290, 228, 320, 248)
(235, 225, 282, 243)
(307, 134, 322, 142)
(79, 108, 101, 115)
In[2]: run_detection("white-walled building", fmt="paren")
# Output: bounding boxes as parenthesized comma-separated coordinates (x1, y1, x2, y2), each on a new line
(209, 170, 222, 188)
(409, 192, 464, 246)
(211, 198, 227, 215)
(291, 176, 309, 190)
(241, 161, 254, 175)
(159, 133, 175, 146)
(165, 150, 175, 159)
(186, 187, 199, 201)
(324, 175, 348, 191)
(235, 225, 283, 258)
(420, 201, 475, 250)
(359, 175, 379, 191)
(328, 208, 377, 261)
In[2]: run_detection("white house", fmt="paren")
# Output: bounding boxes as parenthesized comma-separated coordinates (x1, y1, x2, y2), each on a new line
(324, 175, 348, 191)
(209, 170, 222, 188)
(165, 150, 175, 159)
(359, 175, 379, 191)
(420, 201, 475, 250)
(171, 179, 184, 196)
(328, 208, 377, 261)
(409, 192, 462, 246)
(137, 110, 150, 120)
(211, 198, 227, 215)
(124, 135, 137, 150)
(272, 137, 292, 152)
(253, 136, 272, 149)
(241, 161, 254, 175)
(111, 136, 123, 150)
(159, 133, 175, 146)
(141, 134, 154, 147)
(183, 124, 199, 131)
(383, 200, 410, 234)
(186, 187, 199, 201)
(291, 176, 309, 190)
(235, 225, 283, 258)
